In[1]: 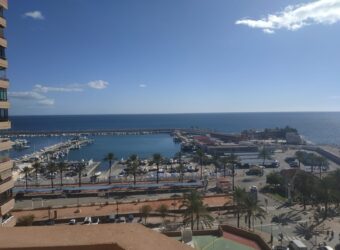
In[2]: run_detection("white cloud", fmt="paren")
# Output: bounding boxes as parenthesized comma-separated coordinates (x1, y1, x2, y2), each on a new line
(87, 80, 109, 89)
(9, 80, 109, 107)
(139, 84, 147, 88)
(37, 99, 54, 106)
(24, 11, 45, 20)
(9, 91, 54, 106)
(9, 91, 46, 100)
(235, 0, 340, 33)
(34, 84, 83, 93)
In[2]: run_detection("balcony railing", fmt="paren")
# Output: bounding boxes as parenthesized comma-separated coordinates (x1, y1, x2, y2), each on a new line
(0, 177, 13, 194)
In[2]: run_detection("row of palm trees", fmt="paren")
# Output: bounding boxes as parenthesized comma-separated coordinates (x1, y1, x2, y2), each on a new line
(232, 187, 266, 229)
(21, 161, 87, 189)
(21, 147, 268, 189)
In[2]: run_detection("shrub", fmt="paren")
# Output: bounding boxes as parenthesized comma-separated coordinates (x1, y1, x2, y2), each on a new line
(16, 214, 35, 226)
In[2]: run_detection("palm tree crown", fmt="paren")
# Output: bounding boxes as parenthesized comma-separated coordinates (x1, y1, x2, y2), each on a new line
(104, 152, 115, 184)
(152, 153, 163, 184)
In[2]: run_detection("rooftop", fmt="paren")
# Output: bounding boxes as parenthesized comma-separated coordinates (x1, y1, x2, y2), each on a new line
(0, 224, 192, 250)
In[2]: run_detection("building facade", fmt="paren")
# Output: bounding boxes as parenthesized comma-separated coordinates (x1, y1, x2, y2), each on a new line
(0, 0, 15, 227)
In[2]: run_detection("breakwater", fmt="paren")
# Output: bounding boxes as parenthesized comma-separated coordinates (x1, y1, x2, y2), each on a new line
(2, 128, 217, 137)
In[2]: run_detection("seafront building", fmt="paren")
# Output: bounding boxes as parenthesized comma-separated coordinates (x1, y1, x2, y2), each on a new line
(0, 0, 15, 227)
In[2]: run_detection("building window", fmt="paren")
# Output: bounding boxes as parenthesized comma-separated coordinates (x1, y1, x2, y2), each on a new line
(0, 46, 5, 59)
(0, 88, 7, 101)
(0, 108, 8, 121)
(0, 68, 6, 79)
(0, 27, 4, 38)
(0, 7, 3, 18)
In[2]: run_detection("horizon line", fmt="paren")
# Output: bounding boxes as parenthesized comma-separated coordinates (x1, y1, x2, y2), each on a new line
(10, 111, 340, 117)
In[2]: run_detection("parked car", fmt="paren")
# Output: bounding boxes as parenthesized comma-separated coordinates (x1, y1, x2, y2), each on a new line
(83, 217, 92, 225)
(68, 219, 76, 225)
(127, 214, 134, 223)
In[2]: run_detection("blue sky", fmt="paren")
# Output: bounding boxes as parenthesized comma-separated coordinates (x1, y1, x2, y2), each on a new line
(6, 0, 340, 115)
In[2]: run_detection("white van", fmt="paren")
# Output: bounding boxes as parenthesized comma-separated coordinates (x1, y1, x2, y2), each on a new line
(288, 240, 307, 250)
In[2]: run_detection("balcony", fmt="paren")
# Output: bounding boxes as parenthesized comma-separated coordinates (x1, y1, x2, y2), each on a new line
(0, 198, 13, 216)
(0, 139, 12, 151)
(0, 120, 10, 129)
(0, 1, 7, 9)
(0, 159, 11, 173)
(0, 100, 8, 109)
(0, 78, 8, 88)
(0, 178, 13, 194)
(1, 215, 15, 227)
(0, 57, 7, 68)
(0, 37, 6, 48)
(0, 17, 5, 28)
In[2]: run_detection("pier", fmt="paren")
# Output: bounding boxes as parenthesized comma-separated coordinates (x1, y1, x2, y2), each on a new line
(1, 128, 217, 137)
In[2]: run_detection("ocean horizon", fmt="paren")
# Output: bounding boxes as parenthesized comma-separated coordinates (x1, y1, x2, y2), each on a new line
(8, 112, 340, 145)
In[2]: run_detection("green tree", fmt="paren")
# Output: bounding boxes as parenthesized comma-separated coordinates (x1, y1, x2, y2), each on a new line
(220, 156, 229, 178)
(180, 190, 213, 230)
(74, 163, 86, 187)
(47, 163, 57, 189)
(233, 187, 247, 228)
(243, 195, 266, 230)
(314, 156, 328, 179)
(227, 153, 239, 191)
(266, 172, 283, 186)
(140, 205, 152, 224)
(258, 146, 272, 166)
(104, 152, 115, 184)
(21, 166, 31, 189)
(153, 153, 163, 184)
(57, 161, 68, 187)
(293, 171, 317, 210)
(295, 151, 305, 168)
(156, 204, 169, 224)
(31, 161, 40, 186)
(177, 163, 185, 183)
(196, 149, 205, 180)
(16, 214, 35, 226)
(315, 175, 334, 218)
(127, 154, 140, 185)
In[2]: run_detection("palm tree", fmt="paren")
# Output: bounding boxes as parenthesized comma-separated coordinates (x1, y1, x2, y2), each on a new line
(233, 187, 247, 228)
(177, 163, 185, 183)
(258, 146, 272, 166)
(127, 154, 140, 185)
(74, 163, 86, 187)
(153, 153, 163, 184)
(180, 190, 213, 230)
(21, 166, 31, 189)
(243, 195, 266, 230)
(140, 205, 152, 224)
(293, 171, 316, 210)
(227, 153, 239, 191)
(196, 149, 205, 180)
(57, 161, 68, 187)
(295, 151, 304, 168)
(47, 163, 57, 189)
(212, 154, 220, 177)
(220, 157, 229, 178)
(104, 152, 115, 184)
(315, 156, 328, 179)
(31, 161, 40, 186)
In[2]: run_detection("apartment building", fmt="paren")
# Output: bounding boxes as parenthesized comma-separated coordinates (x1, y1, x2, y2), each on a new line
(0, 0, 15, 227)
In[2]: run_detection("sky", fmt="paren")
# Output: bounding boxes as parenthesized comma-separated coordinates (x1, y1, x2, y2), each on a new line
(5, 0, 340, 115)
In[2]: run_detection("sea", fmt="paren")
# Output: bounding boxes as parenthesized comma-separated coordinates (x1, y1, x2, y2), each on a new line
(6, 112, 340, 170)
